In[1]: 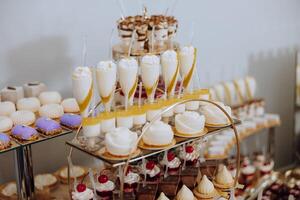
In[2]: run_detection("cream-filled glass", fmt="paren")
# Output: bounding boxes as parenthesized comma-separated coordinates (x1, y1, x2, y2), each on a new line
(179, 46, 196, 93)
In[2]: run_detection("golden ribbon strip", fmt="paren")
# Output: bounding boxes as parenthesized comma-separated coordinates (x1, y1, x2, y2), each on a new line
(167, 53, 179, 96)
(223, 83, 232, 106)
(233, 80, 244, 104)
(145, 78, 159, 98)
(78, 83, 93, 113)
(245, 78, 253, 100)
(101, 90, 114, 104)
(128, 78, 138, 100)
(183, 48, 197, 88)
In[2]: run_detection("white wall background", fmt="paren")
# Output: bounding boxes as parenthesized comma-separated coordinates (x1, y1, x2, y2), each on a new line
(0, 0, 300, 183)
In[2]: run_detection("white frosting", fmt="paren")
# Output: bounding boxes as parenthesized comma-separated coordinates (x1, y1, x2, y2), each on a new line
(143, 165, 160, 178)
(96, 61, 117, 98)
(101, 118, 116, 133)
(161, 50, 178, 96)
(0, 101, 16, 117)
(259, 161, 274, 172)
(1, 182, 16, 197)
(116, 116, 133, 129)
(0, 116, 13, 132)
(17, 97, 40, 112)
(60, 166, 85, 179)
(216, 166, 234, 185)
(197, 175, 215, 194)
(96, 180, 115, 192)
(142, 121, 173, 146)
(163, 157, 181, 169)
(72, 188, 94, 200)
(39, 104, 64, 119)
(185, 101, 200, 111)
(157, 192, 169, 200)
(38, 91, 62, 105)
(133, 113, 146, 126)
(175, 111, 205, 134)
(176, 185, 194, 200)
(200, 102, 232, 125)
(179, 147, 200, 161)
(179, 46, 195, 91)
(105, 127, 138, 156)
(10, 110, 36, 125)
(124, 172, 140, 184)
(34, 174, 57, 190)
(174, 104, 185, 114)
(61, 98, 80, 113)
(242, 165, 255, 175)
(118, 58, 138, 95)
(82, 123, 101, 138)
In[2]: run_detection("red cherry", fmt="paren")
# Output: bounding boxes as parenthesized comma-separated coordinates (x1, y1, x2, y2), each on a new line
(126, 166, 132, 175)
(167, 152, 175, 161)
(185, 146, 194, 153)
(98, 175, 108, 183)
(146, 161, 155, 170)
(76, 183, 86, 193)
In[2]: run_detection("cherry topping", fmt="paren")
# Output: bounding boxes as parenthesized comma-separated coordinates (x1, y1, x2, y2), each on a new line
(185, 146, 194, 153)
(76, 183, 86, 193)
(98, 175, 108, 183)
(167, 152, 175, 162)
(146, 161, 155, 170)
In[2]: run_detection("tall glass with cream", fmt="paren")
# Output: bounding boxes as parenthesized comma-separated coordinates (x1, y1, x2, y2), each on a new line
(179, 46, 196, 93)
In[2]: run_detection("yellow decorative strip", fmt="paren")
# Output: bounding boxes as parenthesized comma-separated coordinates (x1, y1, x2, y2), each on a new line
(145, 79, 159, 98)
(128, 77, 138, 99)
(167, 53, 179, 95)
(79, 84, 93, 113)
(183, 48, 197, 88)
(245, 78, 253, 100)
(101, 90, 114, 104)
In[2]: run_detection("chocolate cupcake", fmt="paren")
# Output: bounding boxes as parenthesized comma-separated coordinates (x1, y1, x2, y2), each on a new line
(36, 117, 62, 135)
(11, 125, 39, 141)
(60, 114, 82, 129)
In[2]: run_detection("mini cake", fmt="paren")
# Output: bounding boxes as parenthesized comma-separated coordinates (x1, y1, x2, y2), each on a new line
(240, 162, 256, 187)
(214, 165, 234, 189)
(259, 160, 274, 176)
(105, 127, 138, 157)
(180, 145, 199, 166)
(177, 185, 195, 200)
(194, 175, 216, 199)
(0, 182, 17, 198)
(142, 121, 174, 147)
(36, 117, 62, 135)
(60, 113, 82, 129)
(143, 160, 161, 181)
(175, 111, 205, 135)
(23, 82, 47, 97)
(10, 110, 36, 126)
(0, 86, 24, 103)
(157, 192, 169, 200)
(34, 173, 58, 190)
(61, 98, 80, 113)
(72, 183, 94, 200)
(96, 175, 115, 198)
(0, 101, 16, 117)
(200, 102, 232, 126)
(101, 118, 116, 133)
(11, 125, 39, 141)
(59, 166, 86, 183)
(39, 104, 64, 119)
(17, 97, 41, 113)
(161, 151, 181, 175)
(0, 133, 11, 150)
(0, 116, 13, 132)
(38, 91, 62, 105)
(124, 166, 140, 193)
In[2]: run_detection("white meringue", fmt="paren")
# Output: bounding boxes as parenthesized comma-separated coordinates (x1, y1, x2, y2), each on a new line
(175, 111, 205, 134)
(197, 175, 215, 194)
(142, 121, 174, 146)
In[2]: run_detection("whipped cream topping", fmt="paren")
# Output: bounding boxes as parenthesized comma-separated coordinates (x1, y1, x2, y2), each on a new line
(179, 147, 200, 161)
(97, 60, 116, 71)
(72, 188, 94, 200)
(72, 67, 92, 79)
(200, 102, 232, 125)
(259, 161, 274, 172)
(215, 166, 234, 185)
(175, 111, 205, 134)
(157, 192, 169, 200)
(197, 175, 215, 194)
(161, 50, 178, 90)
(141, 55, 160, 65)
(146, 165, 160, 178)
(161, 157, 181, 169)
(161, 50, 177, 61)
(96, 180, 115, 192)
(34, 174, 57, 190)
(242, 165, 256, 175)
(118, 57, 138, 69)
(176, 185, 194, 200)
(180, 46, 195, 55)
(124, 171, 140, 184)
(142, 121, 174, 146)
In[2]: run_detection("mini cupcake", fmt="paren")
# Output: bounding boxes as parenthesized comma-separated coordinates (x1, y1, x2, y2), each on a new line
(161, 151, 181, 175)
(259, 160, 274, 176)
(72, 183, 94, 200)
(240, 162, 256, 187)
(0, 116, 13, 132)
(180, 145, 199, 166)
(143, 160, 161, 182)
(96, 175, 115, 199)
(10, 110, 36, 126)
(36, 117, 62, 135)
(11, 125, 39, 141)
(0, 133, 11, 150)
(61, 98, 80, 113)
(123, 166, 140, 193)
(60, 114, 82, 129)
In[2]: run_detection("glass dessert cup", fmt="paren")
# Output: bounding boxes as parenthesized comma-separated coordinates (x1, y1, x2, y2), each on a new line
(158, 175, 180, 198)
(136, 183, 158, 200)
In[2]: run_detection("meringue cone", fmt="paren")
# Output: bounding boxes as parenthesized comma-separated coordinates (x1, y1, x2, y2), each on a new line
(215, 165, 234, 188)
(197, 175, 215, 195)
(176, 185, 194, 200)
(157, 192, 169, 200)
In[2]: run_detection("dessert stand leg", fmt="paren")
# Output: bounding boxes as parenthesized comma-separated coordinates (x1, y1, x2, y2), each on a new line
(268, 127, 275, 158)
(23, 145, 35, 199)
(14, 148, 25, 200)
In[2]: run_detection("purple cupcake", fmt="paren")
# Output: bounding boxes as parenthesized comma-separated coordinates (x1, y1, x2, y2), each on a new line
(60, 114, 82, 129)
(12, 125, 39, 141)
(36, 117, 62, 135)
(0, 133, 11, 150)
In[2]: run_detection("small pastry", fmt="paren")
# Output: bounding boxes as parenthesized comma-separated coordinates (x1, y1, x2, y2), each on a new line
(179, 145, 199, 166)
(146, 109, 162, 122)
(39, 104, 64, 119)
(101, 118, 116, 133)
(17, 97, 41, 113)
(38, 91, 62, 105)
(61, 98, 80, 113)
(259, 160, 274, 176)
(34, 173, 58, 190)
(123, 166, 140, 193)
(116, 116, 133, 129)
(0, 86, 24, 103)
(60, 113, 82, 129)
(240, 162, 256, 187)
(11, 125, 39, 141)
(105, 127, 138, 156)
(176, 185, 194, 200)
(59, 166, 86, 183)
(194, 175, 216, 199)
(0, 133, 11, 150)
(214, 165, 234, 189)
(23, 81, 47, 97)
(143, 160, 161, 182)
(96, 175, 115, 198)
(142, 121, 174, 146)
(10, 110, 36, 126)
(161, 151, 181, 175)
(72, 183, 94, 200)
(0, 182, 17, 198)
(0, 101, 16, 117)
(200, 102, 232, 125)
(175, 111, 205, 135)
(157, 192, 169, 200)
(36, 117, 62, 135)
(0, 116, 13, 132)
